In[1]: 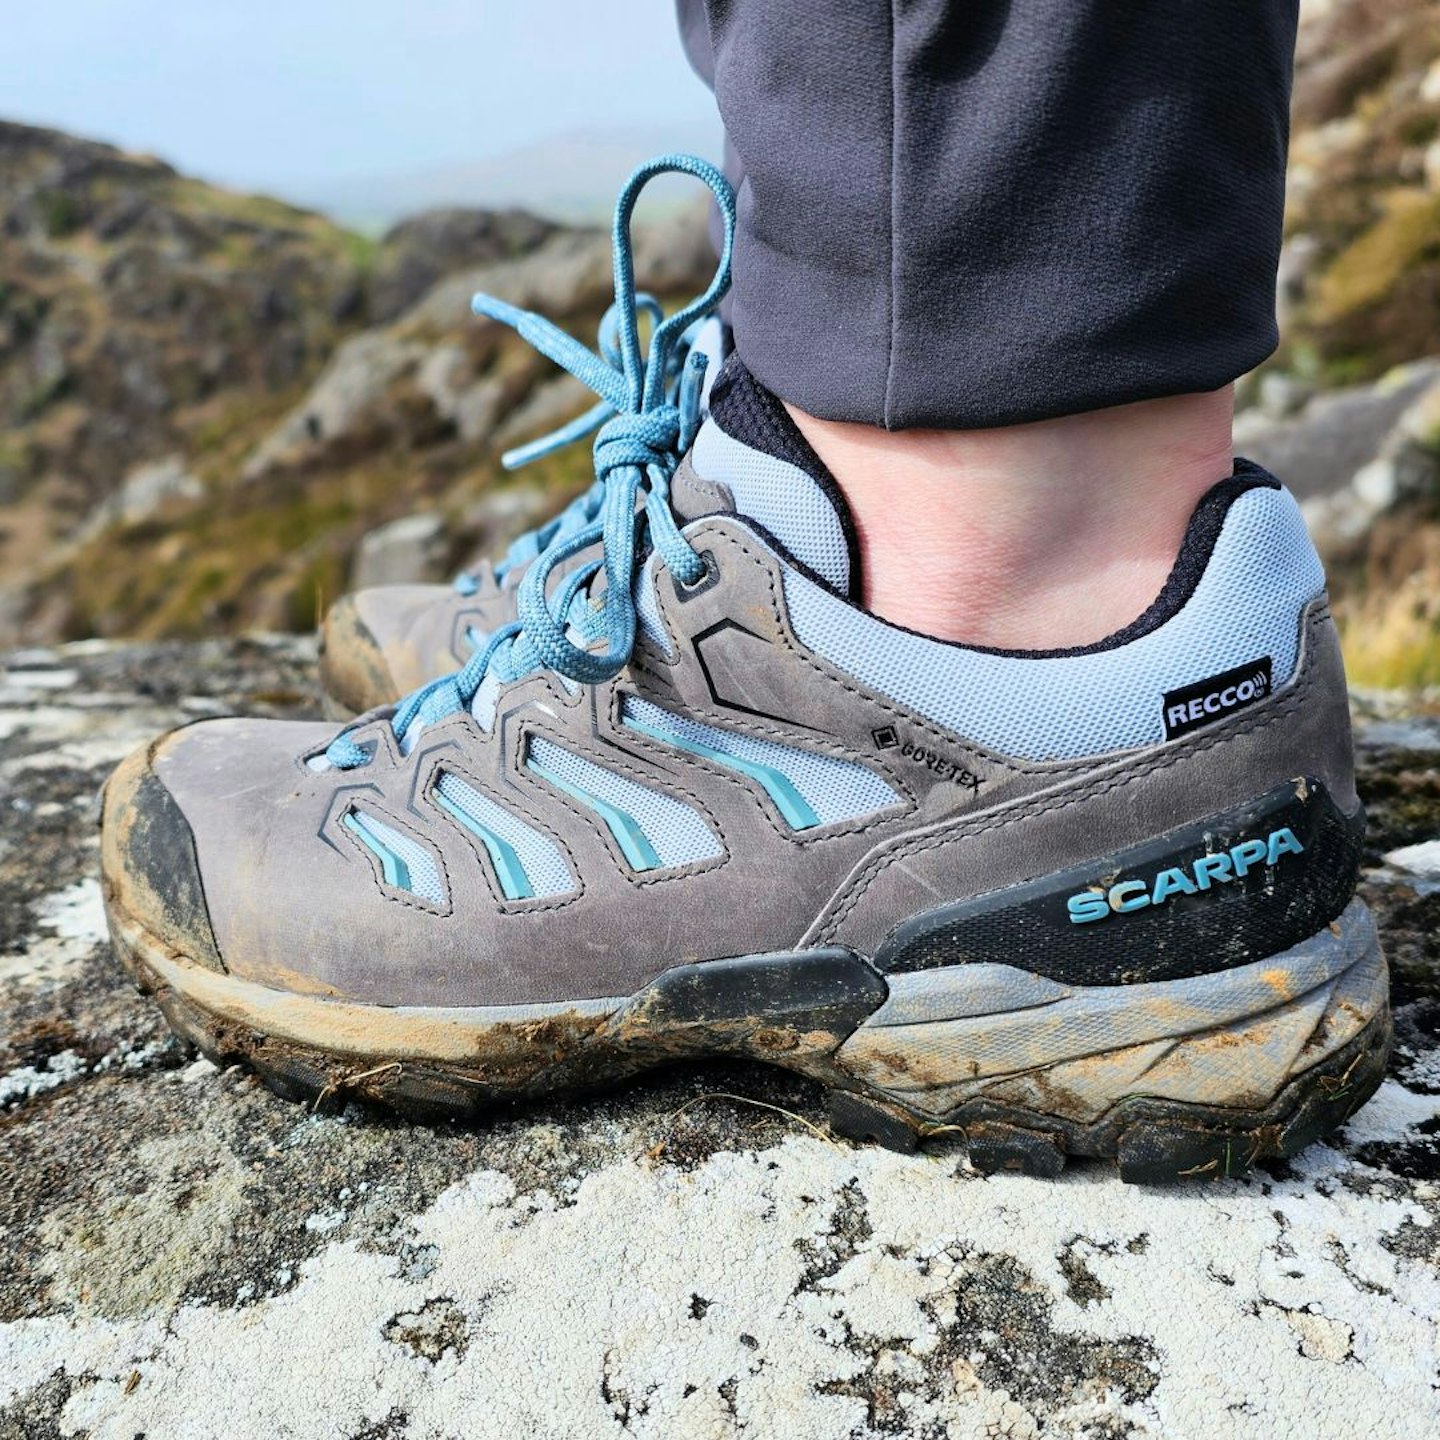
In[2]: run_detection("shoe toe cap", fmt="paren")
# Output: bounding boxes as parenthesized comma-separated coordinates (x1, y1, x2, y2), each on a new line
(101, 732, 224, 973)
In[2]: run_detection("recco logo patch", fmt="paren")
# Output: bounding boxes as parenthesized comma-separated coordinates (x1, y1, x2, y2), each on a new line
(1161, 657, 1272, 740)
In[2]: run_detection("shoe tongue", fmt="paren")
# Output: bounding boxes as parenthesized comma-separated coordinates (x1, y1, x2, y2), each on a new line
(678, 359, 859, 596)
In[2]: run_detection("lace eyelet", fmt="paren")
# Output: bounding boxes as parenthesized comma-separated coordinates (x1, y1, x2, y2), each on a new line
(672, 550, 720, 602)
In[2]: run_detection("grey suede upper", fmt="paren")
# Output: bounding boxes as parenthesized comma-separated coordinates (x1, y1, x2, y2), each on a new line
(136, 506, 1356, 1009)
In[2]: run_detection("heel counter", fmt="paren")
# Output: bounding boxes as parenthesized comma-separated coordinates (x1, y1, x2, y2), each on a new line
(1290, 596, 1360, 815)
(874, 774, 1363, 985)
(815, 600, 1364, 963)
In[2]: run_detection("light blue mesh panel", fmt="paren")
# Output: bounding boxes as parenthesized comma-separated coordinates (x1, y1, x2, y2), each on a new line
(434, 772, 575, 899)
(690, 419, 850, 591)
(526, 735, 723, 871)
(779, 485, 1324, 763)
(633, 559, 674, 659)
(621, 695, 899, 829)
(345, 809, 447, 906)
(469, 671, 503, 731)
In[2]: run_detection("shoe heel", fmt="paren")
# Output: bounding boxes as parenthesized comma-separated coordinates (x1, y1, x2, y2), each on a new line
(829, 899, 1390, 1182)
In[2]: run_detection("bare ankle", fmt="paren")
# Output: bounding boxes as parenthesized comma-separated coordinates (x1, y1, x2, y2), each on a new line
(787, 388, 1235, 649)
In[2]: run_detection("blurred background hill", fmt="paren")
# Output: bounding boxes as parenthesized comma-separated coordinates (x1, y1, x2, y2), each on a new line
(1, 0, 1439, 683)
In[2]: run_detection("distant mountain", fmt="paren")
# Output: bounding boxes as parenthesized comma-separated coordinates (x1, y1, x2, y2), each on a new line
(287, 124, 726, 230)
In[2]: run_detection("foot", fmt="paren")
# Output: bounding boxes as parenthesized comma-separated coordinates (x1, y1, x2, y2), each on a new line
(102, 158, 1388, 1182)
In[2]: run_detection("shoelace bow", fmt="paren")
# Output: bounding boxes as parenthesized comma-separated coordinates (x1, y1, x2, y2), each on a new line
(326, 153, 735, 771)
(452, 294, 695, 596)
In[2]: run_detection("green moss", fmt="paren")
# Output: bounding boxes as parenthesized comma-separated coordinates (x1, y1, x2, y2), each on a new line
(1313, 189, 1440, 323)
(1339, 603, 1440, 689)
(57, 454, 412, 639)
(40, 191, 82, 239)
(165, 178, 323, 232)
(342, 230, 380, 275)
(1396, 109, 1440, 147)
(285, 552, 348, 632)
(1318, 353, 1384, 389)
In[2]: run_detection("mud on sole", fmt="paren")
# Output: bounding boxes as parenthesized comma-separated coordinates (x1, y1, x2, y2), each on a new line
(106, 895, 1391, 1184)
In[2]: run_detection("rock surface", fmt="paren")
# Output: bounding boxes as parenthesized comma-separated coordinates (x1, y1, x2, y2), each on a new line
(1236, 359, 1440, 509)
(2, 639, 1438, 1439)
(371, 208, 557, 324)
(351, 513, 450, 590)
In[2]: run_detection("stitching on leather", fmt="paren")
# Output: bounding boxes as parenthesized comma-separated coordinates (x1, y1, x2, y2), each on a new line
(612, 684, 917, 846)
(814, 606, 1334, 941)
(519, 722, 731, 891)
(420, 749, 585, 916)
(683, 526, 1032, 780)
(334, 792, 454, 918)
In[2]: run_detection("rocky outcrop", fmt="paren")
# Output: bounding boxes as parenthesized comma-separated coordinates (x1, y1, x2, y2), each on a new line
(0, 121, 372, 642)
(1, 637, 1438, 1437)
(350, 512, 449, 589)
(1239, 358, 1440, 539)
(0, 118, 718, 646)
(1237, 355, 1440, 687)
(0, 121, 363, 491)
(370, 207, 556, 323)
(1237, 360, 1440, 507)
(239, 331, 432, 480)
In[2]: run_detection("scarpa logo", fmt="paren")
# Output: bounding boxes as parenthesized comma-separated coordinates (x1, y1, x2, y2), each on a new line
(1066, 825, 1305, 924)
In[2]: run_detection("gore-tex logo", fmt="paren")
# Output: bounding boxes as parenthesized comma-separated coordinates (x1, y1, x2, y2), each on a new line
(1162, 658, 1272, 740)
(872, 726, 982, 793)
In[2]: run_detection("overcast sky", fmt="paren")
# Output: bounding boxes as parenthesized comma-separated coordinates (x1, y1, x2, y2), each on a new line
(2, 1, 719, 205)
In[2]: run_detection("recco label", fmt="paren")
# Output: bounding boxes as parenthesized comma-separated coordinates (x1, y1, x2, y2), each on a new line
(1161, 657, 1272, 740)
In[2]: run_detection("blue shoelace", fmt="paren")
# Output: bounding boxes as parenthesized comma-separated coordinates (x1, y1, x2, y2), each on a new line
(326, 153, 735, 771)
(452, 295, 699, 596)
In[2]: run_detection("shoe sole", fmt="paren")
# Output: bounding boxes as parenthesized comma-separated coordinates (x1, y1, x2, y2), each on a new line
(105, 892, 1390, 1184)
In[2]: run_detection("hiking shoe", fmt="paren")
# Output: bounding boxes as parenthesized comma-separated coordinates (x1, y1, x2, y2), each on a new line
(319, 318, 729, 717)
(101, 157, 1388, 1182)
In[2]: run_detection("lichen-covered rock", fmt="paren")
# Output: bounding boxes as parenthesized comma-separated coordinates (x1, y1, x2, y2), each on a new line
(2, 638, 1437, 1439)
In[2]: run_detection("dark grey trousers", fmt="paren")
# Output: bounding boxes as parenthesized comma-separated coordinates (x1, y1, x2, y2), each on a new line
(676, 1, 1299, 430)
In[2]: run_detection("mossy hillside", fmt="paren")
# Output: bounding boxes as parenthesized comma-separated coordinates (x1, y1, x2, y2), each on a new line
(0, 120, 372, 591)
(0, 121, 646, 644)
(1282, 0, 1440, 386)
(38, 276, 687, 640)
(52, 394, 598, 642)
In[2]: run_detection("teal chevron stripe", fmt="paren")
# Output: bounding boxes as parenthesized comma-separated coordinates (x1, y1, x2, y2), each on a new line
(525, 758, 662, 872)
(622, 715, 820, 830)
(433, 788, 534, 900)
(342, 811, 413, 891)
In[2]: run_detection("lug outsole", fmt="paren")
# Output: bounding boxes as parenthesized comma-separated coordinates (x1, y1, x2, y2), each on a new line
(826, 1011, 1391, 1182)
(108, 894, 1392, 1185)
